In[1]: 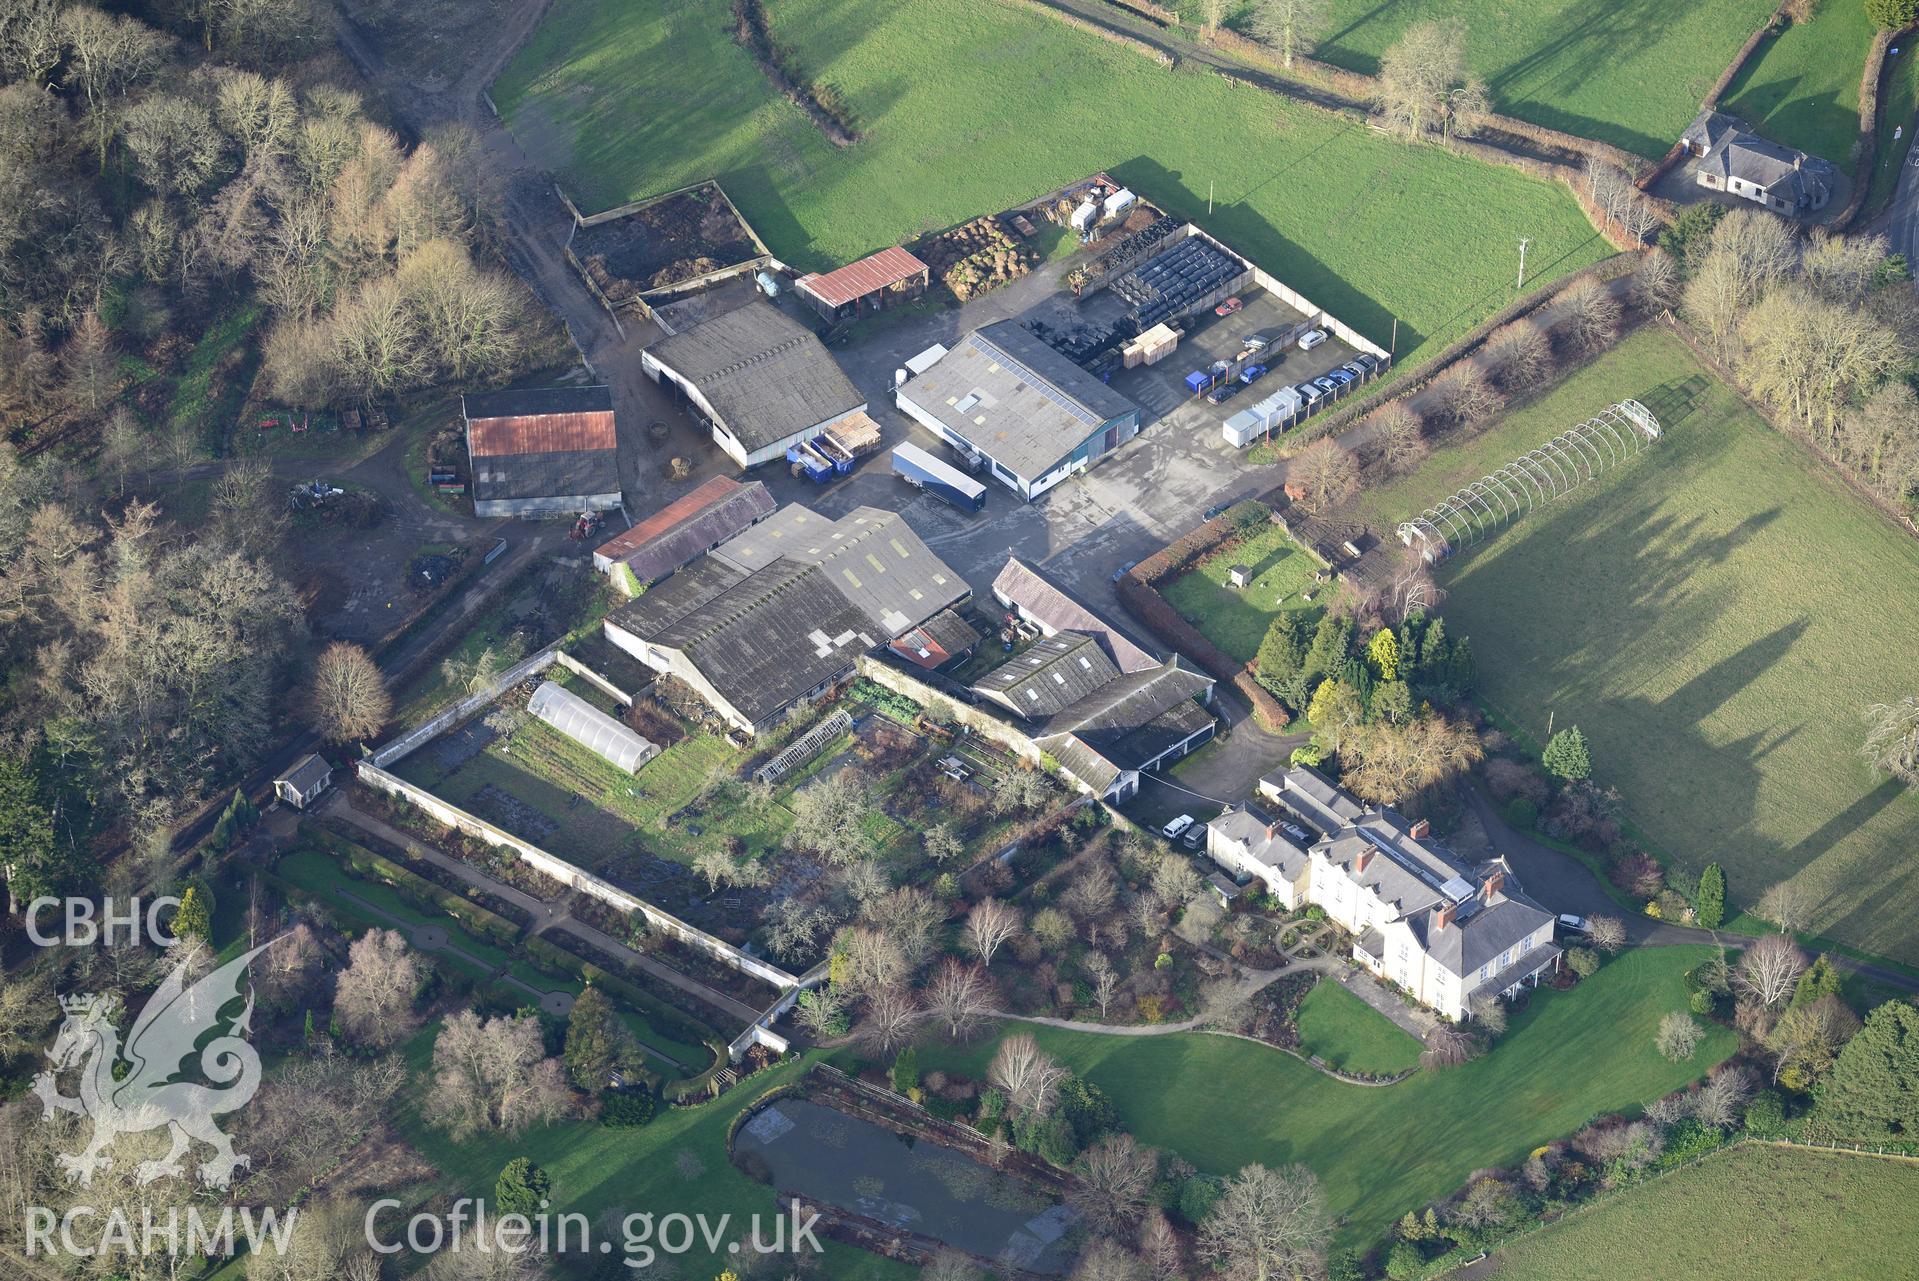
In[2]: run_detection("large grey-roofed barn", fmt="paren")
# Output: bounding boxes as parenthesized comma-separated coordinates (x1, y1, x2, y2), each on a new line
(900, 321, 1139, 482)
(646, 303, 863, 456)
(713, 505, 964, 635)
(526, 680, 659, 774)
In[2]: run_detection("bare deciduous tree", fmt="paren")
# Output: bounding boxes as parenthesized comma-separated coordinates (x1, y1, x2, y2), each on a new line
(1425, 361, 1503, 428)
(1862, 696, 1919, 785)
(1690, 1065, 1754, 1128)
(836, 926, 909, 998)
(964, 898, 1021, 969)
(1375, 20, 1486, 142)
(1585, 915, 1627, 954)
(1656, 1010, 1703, 1061)
(1482, 317, 1551, 392)
(855, 984, 921, 1054)
(1071, 1133, 1158, 1234)
(309, 641, 390, 743)
(1288, 437, 1359, 512)
(923, 821, 965, 865)
(1421, 1023, 1481, 1069)
(1138, 1209, 1185, 1281)
(1197, 1162, 1331, 1281)
(331, 927, 421, 1049)
(1558, 277, 1622, 354)
(1368, 401, 1426, 472)
(1754, 880, 1808, 935)
(1086, 951, 1120, 1020)
(864, 885, 945, 967)
(926, 959, 994, 1041)
(790, 768, 878, 865)
(1249, 0, 1329, 69)
(1633, 248, 1681, 314)
(1802, 228, 1892, 302)
(922, 1250, 985, 1281)
(1069, 1238, 1151, 1281)
(990, 1031, 1068, 1117)
(421, 1009, 576, 1141)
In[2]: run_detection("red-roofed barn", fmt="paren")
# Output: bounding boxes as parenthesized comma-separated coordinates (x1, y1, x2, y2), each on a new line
(795, 246, 929, 323)
(462, 386, 622, 517)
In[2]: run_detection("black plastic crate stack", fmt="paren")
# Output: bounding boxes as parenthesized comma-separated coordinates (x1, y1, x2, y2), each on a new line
(1111, 238, 1240, 329)
(1092, 215, 1178, 277)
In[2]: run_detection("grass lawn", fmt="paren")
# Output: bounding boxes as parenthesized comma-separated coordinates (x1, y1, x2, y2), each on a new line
(1162, 522, 1326, 663)
(919, 946, 1733, 1244)
(394, 1047, 915, 1280)
(1484, 1143, 1919, 1279)
(496, 0, 1611, 369)
(1370, 326, 1919, 964)
(1303, 0, 1780, 158)
(1720, 0, 1878, 166)
(1293, 979, 1423, 1076)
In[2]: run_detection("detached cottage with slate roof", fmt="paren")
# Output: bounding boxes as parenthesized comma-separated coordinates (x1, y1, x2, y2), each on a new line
(462, 386, 621, 517)
(1680, 110, 1836, 215)
(642, 301, 867, 469)
(895, 320, 1142, 500)
(1207, 766, 1558, 1020)
(602, 504, 968, 735)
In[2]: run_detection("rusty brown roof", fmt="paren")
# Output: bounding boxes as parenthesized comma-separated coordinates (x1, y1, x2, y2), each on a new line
(463, 386, 616, 457)
(796, 246, 929, 308)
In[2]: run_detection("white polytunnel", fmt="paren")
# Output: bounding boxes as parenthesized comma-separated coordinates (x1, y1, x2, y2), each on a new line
(525, 680, 659, 774)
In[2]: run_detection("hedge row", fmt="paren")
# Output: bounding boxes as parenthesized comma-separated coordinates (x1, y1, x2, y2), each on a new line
(1254, 250, 1640, 460)
(1833, 26, 1902, 230)
(1117, 502, 1292, 730)
(516, 931, 728, 1064)
(307, 827, 527, 949)
(995, 0, 1175, 68)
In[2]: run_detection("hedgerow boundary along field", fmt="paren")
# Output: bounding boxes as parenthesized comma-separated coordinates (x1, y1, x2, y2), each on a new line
(1289, 0, 1781, 159)
(913, 947, 1735, 1247)
(493, 0, 1612, 370)
(1481, 1143, 1919, 1279)
(1371, 326, 1919, 966)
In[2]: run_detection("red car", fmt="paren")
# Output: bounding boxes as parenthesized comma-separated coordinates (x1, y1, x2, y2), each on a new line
(1214, 297, 1244, 317)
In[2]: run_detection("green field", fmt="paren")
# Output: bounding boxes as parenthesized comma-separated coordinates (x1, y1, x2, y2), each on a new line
(1369, 327, 1919, 965)
(394, 1046, 914, 1280)
(920, 947, 1733, 1243)
(1721, 0, 1878, 166)
(496, 0, 1612, 367)
(1162, 523, 1325, 662)
(1304, 0, 1780, 157)
(1293, 979, 1424, 1076)
(1485, 1143, 1919, 1279)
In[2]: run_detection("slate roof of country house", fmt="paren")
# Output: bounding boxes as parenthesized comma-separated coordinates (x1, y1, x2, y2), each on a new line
(796, 247, 928, 308)
(593, 477, 776, 586)
(646, 302, 863, 453)
(1682, 109, 1836, 208)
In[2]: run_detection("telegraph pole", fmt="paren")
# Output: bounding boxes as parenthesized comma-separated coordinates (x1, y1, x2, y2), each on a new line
(1208, 179, 1215, 216)
(1516, 237, 1532, 293)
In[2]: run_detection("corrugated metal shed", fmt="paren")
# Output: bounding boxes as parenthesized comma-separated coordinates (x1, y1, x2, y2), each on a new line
(796, 247, 929, 308)
(646, 303, 863, 453)
(593, 478, 777, 584)
(464, 386, 617, 456)
(527, 680, 659, 773)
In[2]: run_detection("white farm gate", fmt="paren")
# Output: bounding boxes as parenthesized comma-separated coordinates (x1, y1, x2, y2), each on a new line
(1396, 400, 1660, 562)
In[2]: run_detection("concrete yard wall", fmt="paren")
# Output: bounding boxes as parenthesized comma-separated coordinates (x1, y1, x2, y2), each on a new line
(371, 645, 562, 769)
(356, 761, 800, 991)
(554, 650, 635, 707)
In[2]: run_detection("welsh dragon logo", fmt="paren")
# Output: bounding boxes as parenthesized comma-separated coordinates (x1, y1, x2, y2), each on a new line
(32, 940, 280, 1189)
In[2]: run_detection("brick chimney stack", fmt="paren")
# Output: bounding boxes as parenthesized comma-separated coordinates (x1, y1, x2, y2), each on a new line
(1481, 870, 1506, 902)
(1355, 847, 1374, 875)
(1434, 901, 1457, 931)
(1409, 818, 1431, 840)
